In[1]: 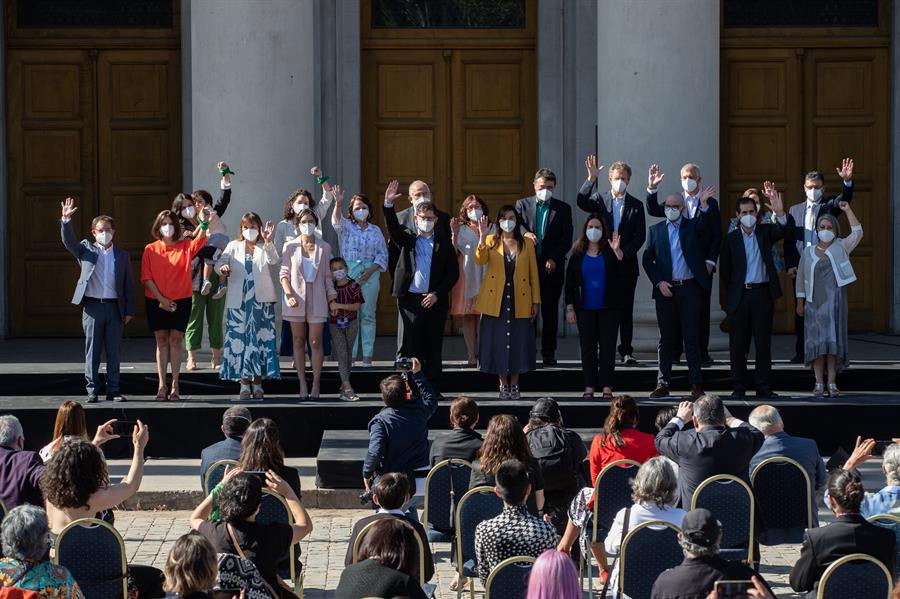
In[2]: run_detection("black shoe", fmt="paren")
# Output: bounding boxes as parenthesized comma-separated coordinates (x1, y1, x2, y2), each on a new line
(700, 355, 714, 367)
(649, 385, 671, 398)
(730, 390, 746, 399)
(755, 390, 781, 399)
(789, 354, 804, 364)
(86, 394, 98, 404)
(691, 385, 705, 399)
(542, 356, 558, 366)
(621, 354, 639, 366)
(107, 394, 127, 402)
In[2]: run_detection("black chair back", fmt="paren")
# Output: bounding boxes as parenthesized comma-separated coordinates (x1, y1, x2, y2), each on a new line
(484, 556, 535, 599)
(53, 518, 128, 599)
(751, 457, 812, 545)
(691, 475, 755, 563)
(619, 521, 682, 599)
(817, 553, 892, 599)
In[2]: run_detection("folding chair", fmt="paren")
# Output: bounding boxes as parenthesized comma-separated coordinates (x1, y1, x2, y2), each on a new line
(256, 488, 303, 596)
(455, 486, 503, 599)
(867, 513, 900, 578)
(584, 459, 640, 589)
(751, 456, 812, 545)
(203, 459, 240, 495)
(53, 518, 128, 599)
(618, 520, 682, 599)
(691, 474, 755, 563)
(816, 552, 893, 599)
(422, 458, 472, 544)
(351, 516, 428, 583)
(484, 556, 535, 599)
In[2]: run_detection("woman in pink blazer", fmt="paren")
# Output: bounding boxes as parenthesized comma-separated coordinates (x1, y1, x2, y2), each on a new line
(280, 209, 337, 400)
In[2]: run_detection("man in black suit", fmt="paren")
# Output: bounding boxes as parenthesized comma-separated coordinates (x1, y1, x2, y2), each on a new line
(198, 406, 251, 490)
(577, 155, 646, 365)
(719, 184, 788, 399)
(516, 168, 573, 365)
(642, 193, 714, 398)
(383, 193, 458, 384)
(647, 163, 722, 365)
(384, 180, 452, 362)
(655, 395, 764, 508)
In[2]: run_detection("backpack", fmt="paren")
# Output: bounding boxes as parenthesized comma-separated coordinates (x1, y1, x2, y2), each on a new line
(528, 425, 576, 492)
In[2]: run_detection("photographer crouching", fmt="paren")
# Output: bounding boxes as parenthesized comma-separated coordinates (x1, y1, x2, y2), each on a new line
(362, 357, 440, 519)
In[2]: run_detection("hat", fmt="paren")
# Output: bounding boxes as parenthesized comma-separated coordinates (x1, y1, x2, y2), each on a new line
(223, 406, 252, 424)
(530, 398, 559, 421)
(681, 508, 721, 548)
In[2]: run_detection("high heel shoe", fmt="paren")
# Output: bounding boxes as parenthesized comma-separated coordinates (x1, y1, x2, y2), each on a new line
(813, 383, 825, 398)
(499, 384, 510, 400)
(828, 383, 840, 397)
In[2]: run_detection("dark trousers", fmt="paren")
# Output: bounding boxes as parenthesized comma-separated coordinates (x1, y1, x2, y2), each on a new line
(728, 287, 774, 393)
(537, 266, 564, 358)
(792, 276, 804, 358)
(700, 279, 713, 359)
(82, 299, 123, 395)
(398, 293, 448, 383)
(577, 308, 622, 390)
(656, 281, 704, 386)
(617, 276, 638, 357)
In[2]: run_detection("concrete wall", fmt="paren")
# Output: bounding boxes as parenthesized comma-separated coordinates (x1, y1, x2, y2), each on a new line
(187, 0, 317, 231)
(0, 17, 7, 337)
(892, 0, 900, 332)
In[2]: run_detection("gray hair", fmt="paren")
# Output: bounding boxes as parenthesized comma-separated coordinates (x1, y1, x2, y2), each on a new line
(631, 457, 678, 508)
(883, 443, 900, 485)
(0, 415, 23, 448)
(694, 395, 725, 426)
(749, 405, 783, 434)
(680, 537, 719, 558)
(680, 163, 701, 177)
(1, 505, 50, 561)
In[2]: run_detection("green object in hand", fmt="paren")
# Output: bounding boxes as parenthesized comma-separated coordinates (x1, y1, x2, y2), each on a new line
(199, 220, 209, 230)
(316, 175, 329, 185)
(219, 165, 235, 176)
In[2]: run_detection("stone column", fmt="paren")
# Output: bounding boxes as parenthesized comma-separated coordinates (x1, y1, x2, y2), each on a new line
(596, 0, 728, 355)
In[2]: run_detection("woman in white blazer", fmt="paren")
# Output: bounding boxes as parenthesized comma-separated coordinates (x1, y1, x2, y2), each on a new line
(796, 201, 862, 397)
(216, 212, 281, 399)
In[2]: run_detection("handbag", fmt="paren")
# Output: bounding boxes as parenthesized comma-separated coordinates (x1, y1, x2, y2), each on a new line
(226, 523, 299, 599)
(600, 506, 631, 599)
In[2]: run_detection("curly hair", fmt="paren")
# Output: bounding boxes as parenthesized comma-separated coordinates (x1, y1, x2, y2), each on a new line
(283, 188, 314, 221)
(218, 473, 263, 523)
(477, 414, 532, 476)
(40, 438, 108, 509)
(239, 418, 286, 472)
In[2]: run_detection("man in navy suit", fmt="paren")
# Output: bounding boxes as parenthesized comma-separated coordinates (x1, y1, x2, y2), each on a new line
(642, 192, 715, 398)
(577, 155, 646, 365)
(647, 163, 721, 366)
(60, 197, 135, 403)
(198, 406, 252, 490)
(785, 158, 855, 363)
(749, 405, 827, 527)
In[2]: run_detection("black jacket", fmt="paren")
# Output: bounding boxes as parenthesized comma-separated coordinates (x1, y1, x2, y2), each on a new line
(651, 555, 771, 599)
(719, 220, 786, 315)
(789, 514, 896, 595)
(515, 196, 573, 269)
(334, 559, 428, 599)
(383, 204, 459, 301)
(647, 189, 722, 265)
(564, 248, 628, 311)
(387, 204, 452, 275)
(429, 427, 483, 466)
(642, 212, 715, 299)
(343, 513, 434, 582)
(576, 187, 646, 278)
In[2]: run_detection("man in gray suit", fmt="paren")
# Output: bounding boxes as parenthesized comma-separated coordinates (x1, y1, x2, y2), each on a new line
(60, 197, 135, 403)
(749, 405, 827, 526)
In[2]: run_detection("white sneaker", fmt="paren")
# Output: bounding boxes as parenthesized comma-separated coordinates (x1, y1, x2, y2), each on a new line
(200, 280, 212, 295)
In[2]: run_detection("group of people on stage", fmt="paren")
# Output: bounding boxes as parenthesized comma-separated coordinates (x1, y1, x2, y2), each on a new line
(60, 154, 862, 401)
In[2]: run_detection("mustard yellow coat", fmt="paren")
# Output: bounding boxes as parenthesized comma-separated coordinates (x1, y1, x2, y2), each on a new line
(473, 234, 541, 318)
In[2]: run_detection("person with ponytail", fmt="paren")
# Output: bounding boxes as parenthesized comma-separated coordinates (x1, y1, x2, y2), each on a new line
(790, 468, 896, 595)
(429, 396, 482, 466)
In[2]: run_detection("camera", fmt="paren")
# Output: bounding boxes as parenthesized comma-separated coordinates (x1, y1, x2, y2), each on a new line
(395, 357, 413, 371)
(359, 490, 374, 505)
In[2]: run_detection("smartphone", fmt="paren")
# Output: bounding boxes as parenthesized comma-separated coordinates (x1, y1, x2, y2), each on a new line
(242, 470, 268, 483)
(111, 421, 137, 436)
(714, 580, 754, 598)
(874, 439, 894, 455)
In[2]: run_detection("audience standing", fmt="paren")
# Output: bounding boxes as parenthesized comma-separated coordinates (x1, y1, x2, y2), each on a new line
(450, 195, 492, 366)
(40, 400, 118, 462)
(162, 534, 217, 599)
(0, 415, 45, 509)
(429, 396, 482, 466)
(199, 406, 252, 490)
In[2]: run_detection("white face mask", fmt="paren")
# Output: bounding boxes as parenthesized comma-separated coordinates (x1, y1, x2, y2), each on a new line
(417, 219, 435, 233)
(467, 208, 483, 222)
(681, 177, 698, 193)
(665, 207, 681, 222)
(181, 206, 196, 219)
(817, 229, 835, 243)
(332, 269, 347, 280)
(160, 224, 175, 238)
(739, 214, 757, 229)
(94, 231, 112, 246)
(611, 179, 627, 194)
(499, 219, 516, 233)
(242, 228, 259, 242)
(299, 222, 316, 236)
(293, 202, 309, 215)
(535, 188, 552, 202)
(586, 227, 603, 242)
(353, 208, 369, 221)
(806, 187, 822, 203)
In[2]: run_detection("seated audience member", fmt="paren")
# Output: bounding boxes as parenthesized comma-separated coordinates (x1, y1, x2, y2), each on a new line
(474, 459, 558, 585)
(0, 505, 83, 599)
(655, 396, 764, 507)
(199, 406, 252, 489)
(191, 471, 312, 599)
(163, 534, 217, 599)
(470, 415, 545, 515)
(335, 518, 429, 599)
(654, 406, 677, 433)
(363, 357, 439, 501)
(651, 508, 772, 599)
(40, 400, 118, 462)
(429, 396, 482, 466)
(830, 437, 900, 517)
(344, 473, 434, 582)
(525, 549, 580, 599)
(526, 398, 588, 534)
(790, 469, 896, 596)
(0, 415, 46, 508)
(238, 418, 301, 499)
(749, 405, 827, 526)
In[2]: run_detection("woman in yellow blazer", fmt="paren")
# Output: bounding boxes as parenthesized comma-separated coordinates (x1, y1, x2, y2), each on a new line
(474, 204, 540, 399)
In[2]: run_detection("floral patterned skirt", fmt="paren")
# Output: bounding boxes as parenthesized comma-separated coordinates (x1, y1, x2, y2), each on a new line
(220, 261, 280, 382)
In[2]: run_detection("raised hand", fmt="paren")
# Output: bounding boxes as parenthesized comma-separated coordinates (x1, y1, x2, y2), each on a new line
(218, 161, 232, 186)
(676, 400, 693, 422)
(450, 217, 461, 236)
(199, 206, 211, 223)
(262, 220, 275, 243)
(836, 157, 854, 182)
(844, 435, 876, 470)
(699, 185, 716, 209)
(648, 164, 665, 189)
(585, 154, 603, 181)
(765, 190, 784, 217)
(310, 165, 321, 177)
(838, 200, 850, 212)
(332, 185, 343, 207)
(610, 231, 622, 253)
(61, 197, 78, 220)
(762, 180, 777, 200)
(477, 214, 490, 239)
(384, 179, 402, 205)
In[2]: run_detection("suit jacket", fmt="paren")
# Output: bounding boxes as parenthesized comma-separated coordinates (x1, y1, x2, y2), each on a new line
(515, 196, 573, 269)
(642, 212, 714, 300)
(564, 248, 629, 311)
(647, 190, 722, 265)
(655, 421, 764, 508)
(343, 512, 434, 581)
(383, 204, 459, 301)
(334, 559, 428, 599)
(60, 219, 135, 320)
(719, 220, 785, 315)
(279, 238, 336, 321)
(387, 204, 451, 275)
(0, 446, 45, 509)
(576, 187, 646, 278)
(215, 240, 280, 309)
(786, 181, 854, 269)
(198, 436, 243, 491)
(429, 427, 483, 466)
(651, 555, 770, 599)
(789, 514, 896, 595)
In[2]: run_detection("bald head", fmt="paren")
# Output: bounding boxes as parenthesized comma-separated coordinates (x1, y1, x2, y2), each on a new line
(749, 405, 783, 436)
(409, 181, 431, 204)
(664, 194, 684, 209)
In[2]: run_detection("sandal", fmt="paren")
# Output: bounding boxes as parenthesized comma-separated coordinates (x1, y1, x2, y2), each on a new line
(449, 574, 469, 592)
(582, 391, 595, 399)
(239, 384, 252, 400)
(339, 388, 360, 402)
(168, 392, 180, 402)
(828, 383, 840, 397)
(251, 384, 264, 400)
(185, 358, 198, 371)
(813, 383, 825, 398)
(602, 390, 614, 400)
(155, 388, 168, 401)
(499, 384, 510, 400)
(509, 385, 521, 400)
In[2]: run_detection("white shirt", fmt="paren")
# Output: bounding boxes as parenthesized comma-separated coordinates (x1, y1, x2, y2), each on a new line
(683, 192, 700, 219)
(301, 255, 316, 282)
(85, 242, 117, 299)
